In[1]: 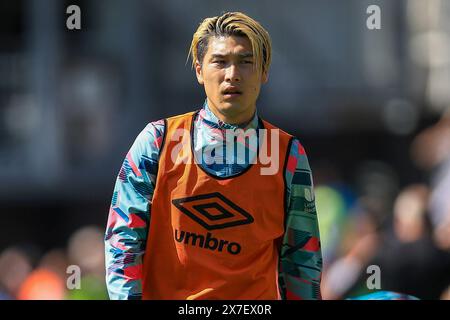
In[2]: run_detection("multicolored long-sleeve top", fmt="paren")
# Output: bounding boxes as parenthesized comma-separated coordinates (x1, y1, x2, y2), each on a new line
(105, 101, 322, 300)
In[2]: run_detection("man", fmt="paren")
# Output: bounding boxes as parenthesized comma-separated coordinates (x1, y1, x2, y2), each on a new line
(105, 12, 322, 300)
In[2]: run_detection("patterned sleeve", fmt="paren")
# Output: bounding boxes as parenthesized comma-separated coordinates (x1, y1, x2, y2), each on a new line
(104, 120, 165, 300)
(279, 138, 323, 300)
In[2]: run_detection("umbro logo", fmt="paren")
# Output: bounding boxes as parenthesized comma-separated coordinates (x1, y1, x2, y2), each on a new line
(171, 192, 254, 230)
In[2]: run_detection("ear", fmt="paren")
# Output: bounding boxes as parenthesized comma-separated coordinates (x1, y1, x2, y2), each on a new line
(261, 70, 269, 84)
(195, 60, 204, 85)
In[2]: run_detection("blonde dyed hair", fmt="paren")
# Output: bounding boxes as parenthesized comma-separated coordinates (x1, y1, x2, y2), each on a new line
(188, 12, 272, 75)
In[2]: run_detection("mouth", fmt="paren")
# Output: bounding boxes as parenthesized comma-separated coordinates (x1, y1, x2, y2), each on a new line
(222, 87, 242, 98)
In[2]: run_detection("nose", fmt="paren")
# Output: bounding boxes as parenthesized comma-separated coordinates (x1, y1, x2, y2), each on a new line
(225, 64, 241, 83)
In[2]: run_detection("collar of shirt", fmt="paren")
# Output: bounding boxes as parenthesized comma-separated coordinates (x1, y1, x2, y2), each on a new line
(193, 100, 260, 177)
(198, 100, 259, 132)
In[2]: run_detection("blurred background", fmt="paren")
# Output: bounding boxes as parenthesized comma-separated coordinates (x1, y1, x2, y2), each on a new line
(0, 0, 449, 300)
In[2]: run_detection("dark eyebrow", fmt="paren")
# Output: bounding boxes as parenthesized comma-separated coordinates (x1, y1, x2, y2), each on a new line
(211, 54, 227, 59)
(210, 53, 253, 59)
(238, 53, 253, 58)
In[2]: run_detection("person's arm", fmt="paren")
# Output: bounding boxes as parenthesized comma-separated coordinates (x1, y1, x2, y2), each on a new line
(104, 120, 165, 300)
(279, 139, 323, 300)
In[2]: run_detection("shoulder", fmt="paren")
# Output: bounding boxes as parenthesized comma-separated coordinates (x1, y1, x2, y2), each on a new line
(259, 118, 308, 155)
(133, 110, 198, 155)
(165, 110, 198, 122)
(289, 138, 308, 159)
(258, 117, 311, 166)
(279, 139, 312, 191)
(284, 138, 312, 181)
(259, 117, 294, 140)
(128, 119, 166, 162)
(136, 119, 166, 148)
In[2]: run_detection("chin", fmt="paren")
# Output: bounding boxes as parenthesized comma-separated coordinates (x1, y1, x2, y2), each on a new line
(219, 102, 242, 113)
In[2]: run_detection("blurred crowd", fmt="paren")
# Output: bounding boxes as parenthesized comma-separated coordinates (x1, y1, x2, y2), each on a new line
(319, 110, 450, 300)
(0, 226, 108, 300)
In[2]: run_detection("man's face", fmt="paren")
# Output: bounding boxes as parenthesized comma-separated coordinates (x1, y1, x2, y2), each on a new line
(195, 35, 268, 124)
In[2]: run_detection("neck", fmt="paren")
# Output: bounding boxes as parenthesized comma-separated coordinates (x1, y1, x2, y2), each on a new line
(206, 98, 256, 126)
